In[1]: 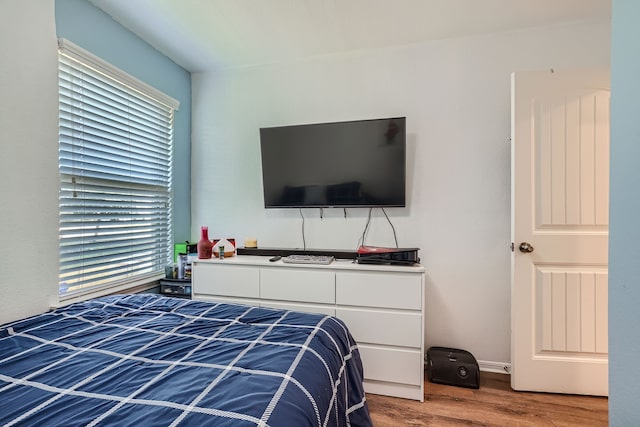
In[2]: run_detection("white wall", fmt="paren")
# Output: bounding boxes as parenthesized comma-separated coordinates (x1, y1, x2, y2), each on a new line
(0, 0, 59, 324)
(191, 21, 610, 365)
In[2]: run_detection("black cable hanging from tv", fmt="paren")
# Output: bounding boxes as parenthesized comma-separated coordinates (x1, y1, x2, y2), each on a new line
(356, 208, 374, 249)
(356, 207, 399, 249)
(381, 207, 399, 248)
(299, 208, 306, 250)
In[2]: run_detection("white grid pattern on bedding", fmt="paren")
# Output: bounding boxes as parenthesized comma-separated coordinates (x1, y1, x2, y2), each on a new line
(0, 295, 358, 426)
(257, 318, 326, 427)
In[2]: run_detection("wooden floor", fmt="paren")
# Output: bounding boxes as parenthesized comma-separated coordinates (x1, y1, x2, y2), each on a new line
(366, 372, 608, 426)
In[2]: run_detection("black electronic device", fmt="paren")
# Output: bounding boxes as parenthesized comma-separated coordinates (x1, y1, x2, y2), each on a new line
(356, 246, 419, 265)
(159, 279, 192, 299)
(260, 117, 406, 208)
(237, 247, 357, 260)
(269, 255, 282, 262)
(426, 347, 480, 389)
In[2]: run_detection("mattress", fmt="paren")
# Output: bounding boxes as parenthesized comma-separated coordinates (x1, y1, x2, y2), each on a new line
(0, 294, 372, 426)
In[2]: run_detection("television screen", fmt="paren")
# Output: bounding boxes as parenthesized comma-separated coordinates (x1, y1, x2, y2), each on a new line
(260, 117, 406, 208)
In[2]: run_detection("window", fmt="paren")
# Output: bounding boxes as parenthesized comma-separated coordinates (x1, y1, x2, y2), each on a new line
(58, 39, 179, 299)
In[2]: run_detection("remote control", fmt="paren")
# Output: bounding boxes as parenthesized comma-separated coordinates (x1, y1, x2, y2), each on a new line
(269, 255, 282, 262)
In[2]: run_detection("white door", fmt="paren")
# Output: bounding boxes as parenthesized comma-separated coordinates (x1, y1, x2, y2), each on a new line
(511, 69, 610, 396)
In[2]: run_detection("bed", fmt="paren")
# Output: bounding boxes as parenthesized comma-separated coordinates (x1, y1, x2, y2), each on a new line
(0, 294, 372, 426)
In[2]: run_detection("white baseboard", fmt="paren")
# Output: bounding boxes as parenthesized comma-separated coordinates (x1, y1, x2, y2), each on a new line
(478, 360, 511, 374)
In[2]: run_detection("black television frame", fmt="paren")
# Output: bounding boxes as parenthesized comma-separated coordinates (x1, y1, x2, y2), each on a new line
(259, 117, 406, 209)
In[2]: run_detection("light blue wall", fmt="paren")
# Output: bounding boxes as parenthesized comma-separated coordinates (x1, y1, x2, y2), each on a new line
(610, 0, 640, 424)
(55, 0, 192, 244)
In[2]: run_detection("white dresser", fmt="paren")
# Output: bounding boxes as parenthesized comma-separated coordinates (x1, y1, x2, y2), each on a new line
(192, 256, 425, 401)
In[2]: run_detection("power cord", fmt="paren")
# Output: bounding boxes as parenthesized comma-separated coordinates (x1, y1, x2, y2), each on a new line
(356, 208, 373, 249)
(299, 208, 306, 250)
(381, 207, 399, 248)
(356, 207, 399, 249)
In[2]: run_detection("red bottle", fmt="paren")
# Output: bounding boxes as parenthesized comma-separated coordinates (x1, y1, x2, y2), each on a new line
(197, 226, 213, 259)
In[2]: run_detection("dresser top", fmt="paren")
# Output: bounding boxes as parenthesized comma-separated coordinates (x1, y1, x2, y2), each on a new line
(193, 255, 425, 273)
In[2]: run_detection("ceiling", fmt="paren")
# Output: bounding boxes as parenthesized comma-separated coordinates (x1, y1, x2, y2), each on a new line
(88, 0, 611, 72)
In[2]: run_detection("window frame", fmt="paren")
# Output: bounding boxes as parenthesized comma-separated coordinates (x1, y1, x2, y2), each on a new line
(58, 38, 180, 301)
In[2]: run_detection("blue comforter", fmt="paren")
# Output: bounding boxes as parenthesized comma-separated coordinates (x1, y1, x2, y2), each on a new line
(0, 294, 372, 426)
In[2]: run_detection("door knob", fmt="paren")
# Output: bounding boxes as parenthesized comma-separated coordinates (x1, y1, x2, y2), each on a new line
(519, 242, 534, 253)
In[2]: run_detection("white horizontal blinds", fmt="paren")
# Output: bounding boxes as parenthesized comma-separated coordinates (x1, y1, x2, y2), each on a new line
(58, 39, 178, 298)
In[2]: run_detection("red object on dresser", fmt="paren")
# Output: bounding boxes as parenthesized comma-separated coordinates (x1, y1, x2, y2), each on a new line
(197, 226, 213, 259)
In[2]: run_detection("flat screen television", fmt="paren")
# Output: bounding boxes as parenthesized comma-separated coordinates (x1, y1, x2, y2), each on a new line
(260, 117, 406, 208)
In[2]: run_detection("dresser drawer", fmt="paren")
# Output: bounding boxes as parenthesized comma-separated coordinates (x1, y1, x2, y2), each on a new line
(260, 268, 335, 304)
(193, 263, 259, 298)
(260, 300, 336, 317)
(359, 345, 423, 386)
(195, 294, 260, 308)
(336, 271, 422, 310)
(336, 307, 422, 348)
